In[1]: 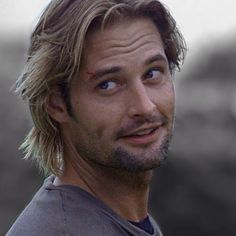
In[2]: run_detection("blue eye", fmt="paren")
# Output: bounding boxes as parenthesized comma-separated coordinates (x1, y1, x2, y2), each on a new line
(97, 80, 117, 90)
(144, 68, 161, 81)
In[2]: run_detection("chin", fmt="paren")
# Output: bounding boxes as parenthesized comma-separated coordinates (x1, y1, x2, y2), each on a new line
(114, 132, 172, 171)
(111, 147, 168, 172)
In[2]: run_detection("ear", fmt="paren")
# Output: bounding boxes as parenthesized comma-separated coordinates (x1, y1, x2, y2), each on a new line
(46, 86, 71, 123)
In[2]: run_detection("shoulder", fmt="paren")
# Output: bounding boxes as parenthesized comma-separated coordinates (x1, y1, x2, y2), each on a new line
(6, 178, 66, 236)
(6, 176, 123, 236)
(6, 208, 112, 236)
(7, 177, 162, 236)
(58, 187, 125, 235)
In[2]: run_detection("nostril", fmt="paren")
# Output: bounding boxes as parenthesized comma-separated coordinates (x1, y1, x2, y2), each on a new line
(128, 98, 156, 118)
(127, 84, 156, 117)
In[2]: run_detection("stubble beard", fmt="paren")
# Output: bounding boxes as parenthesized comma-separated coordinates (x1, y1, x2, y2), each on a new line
(111, 132, 172, 172)
(88, 131, 173, 189)
(72, 119, 174, 189)
(109, 114, 174, 173)
(74, 115, 174, 173)
(75, 127, 173, 173)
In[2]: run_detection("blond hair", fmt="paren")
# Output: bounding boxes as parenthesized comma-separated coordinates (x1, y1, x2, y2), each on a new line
(16, 0, 186, 175)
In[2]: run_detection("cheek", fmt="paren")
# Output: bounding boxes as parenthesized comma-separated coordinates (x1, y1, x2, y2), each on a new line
(153, 82, 175, 115)
(167, 83, 175, 110)
(73, 98, 121, 139)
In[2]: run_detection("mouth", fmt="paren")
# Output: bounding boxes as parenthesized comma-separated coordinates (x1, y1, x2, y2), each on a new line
(125, 127, 158, 136)
(119, 125, 163, 146)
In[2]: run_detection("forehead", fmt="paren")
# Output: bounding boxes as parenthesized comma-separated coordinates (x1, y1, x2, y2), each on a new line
(82, 17, 166, 68)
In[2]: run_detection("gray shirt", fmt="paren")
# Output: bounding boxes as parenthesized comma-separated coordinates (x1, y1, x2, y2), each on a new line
(6, 176, 162, 236)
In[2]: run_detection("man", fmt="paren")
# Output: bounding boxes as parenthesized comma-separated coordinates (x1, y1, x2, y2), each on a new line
(7, 0, 186, 235)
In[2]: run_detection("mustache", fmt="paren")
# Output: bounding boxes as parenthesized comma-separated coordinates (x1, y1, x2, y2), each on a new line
(116, 115, 169, 138)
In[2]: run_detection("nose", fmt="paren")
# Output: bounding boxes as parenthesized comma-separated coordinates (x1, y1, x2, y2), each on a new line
(127, 82, 156, 118)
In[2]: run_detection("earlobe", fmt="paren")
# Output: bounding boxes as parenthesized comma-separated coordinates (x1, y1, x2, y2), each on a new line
(46, 87, 70, 123)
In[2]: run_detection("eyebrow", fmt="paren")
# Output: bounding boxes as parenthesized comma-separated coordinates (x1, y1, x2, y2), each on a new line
(144, 53, 168, 65)
(87, 66, 121, 81)
(87, 53, 168, 81)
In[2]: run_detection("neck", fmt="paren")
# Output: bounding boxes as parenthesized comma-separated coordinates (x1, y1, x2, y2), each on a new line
(55, 159, 153, 222)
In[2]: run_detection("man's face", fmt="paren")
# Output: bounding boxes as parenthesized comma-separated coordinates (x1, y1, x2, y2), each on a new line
(65, 17, 175, 172)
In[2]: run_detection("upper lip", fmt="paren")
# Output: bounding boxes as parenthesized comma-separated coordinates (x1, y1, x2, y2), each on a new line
(121, 123, 163, 137)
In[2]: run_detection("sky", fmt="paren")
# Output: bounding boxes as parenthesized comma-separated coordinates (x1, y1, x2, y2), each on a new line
(0, 0, 236, 48)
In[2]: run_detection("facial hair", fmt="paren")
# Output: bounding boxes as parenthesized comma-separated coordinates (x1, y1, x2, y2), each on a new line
(110, 132, 172, 172)
(73, 113, 174, 173)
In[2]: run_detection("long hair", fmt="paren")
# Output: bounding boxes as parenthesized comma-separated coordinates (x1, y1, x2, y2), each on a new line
(16, 0, 187, 175)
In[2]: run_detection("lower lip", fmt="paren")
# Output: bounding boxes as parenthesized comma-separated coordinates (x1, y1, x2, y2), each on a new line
(121, 127, 162, 146)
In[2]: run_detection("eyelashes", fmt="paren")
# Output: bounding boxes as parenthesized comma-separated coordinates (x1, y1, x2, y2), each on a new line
(97, 80, 119, 91)
(143, 68, 162, 82)
(95, 67, 164, 93)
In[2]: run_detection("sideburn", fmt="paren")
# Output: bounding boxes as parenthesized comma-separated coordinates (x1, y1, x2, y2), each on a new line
(57, 80, 75, 119)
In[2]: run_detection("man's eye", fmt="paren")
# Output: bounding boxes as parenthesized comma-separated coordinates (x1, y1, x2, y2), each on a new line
(143, 68, 161, 81)
(97, 80, 117, 90)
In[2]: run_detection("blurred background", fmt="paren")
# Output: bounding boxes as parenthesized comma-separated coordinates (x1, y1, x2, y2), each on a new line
(0, 0, 236, 235)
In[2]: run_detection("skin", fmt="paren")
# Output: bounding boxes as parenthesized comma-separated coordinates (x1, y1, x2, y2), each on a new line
(48, 17, 175, 221)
